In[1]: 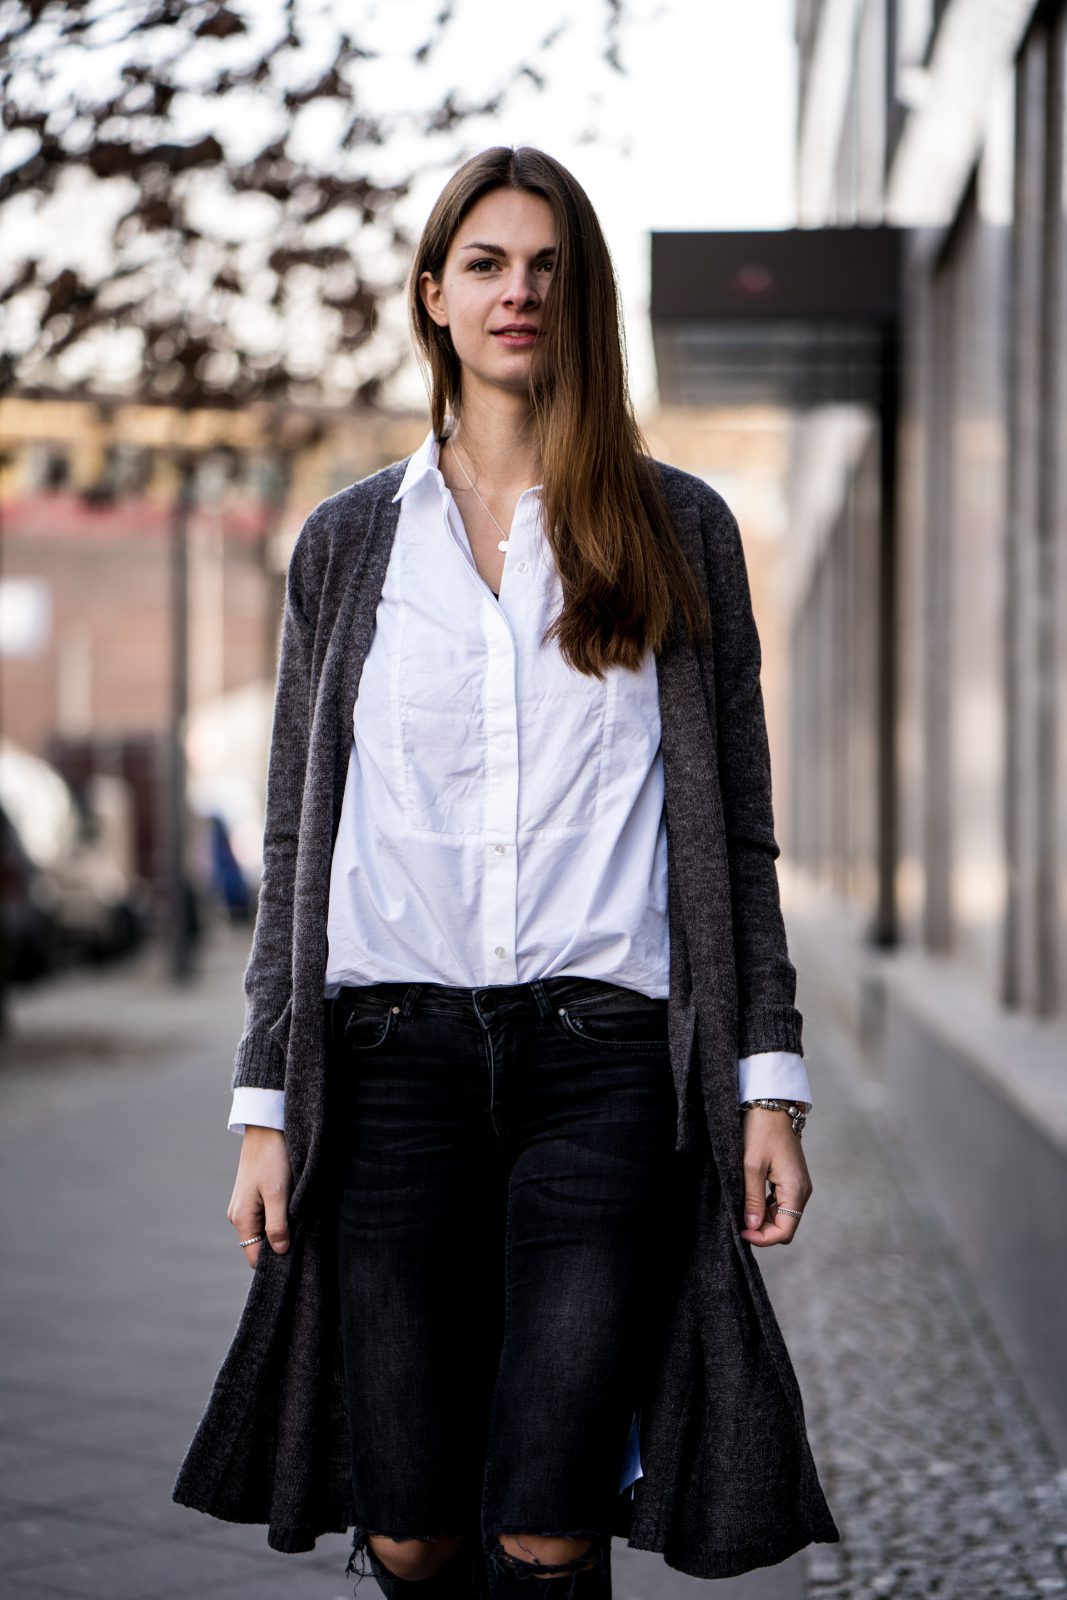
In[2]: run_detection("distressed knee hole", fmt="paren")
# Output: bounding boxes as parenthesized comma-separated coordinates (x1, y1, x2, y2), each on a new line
(346, 1527, 466, 1585)
(493, 1533, 599, 1579)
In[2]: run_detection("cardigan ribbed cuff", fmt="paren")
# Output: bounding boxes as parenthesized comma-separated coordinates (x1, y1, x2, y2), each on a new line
(231, 1027, 288, 1093)
(737, 1004, 804, 1059)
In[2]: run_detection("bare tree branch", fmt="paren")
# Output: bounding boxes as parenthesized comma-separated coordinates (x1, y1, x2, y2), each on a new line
(0, 0, 633, 408)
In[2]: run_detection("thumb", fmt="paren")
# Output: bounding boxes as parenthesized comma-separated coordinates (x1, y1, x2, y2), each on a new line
(263, 1191, 291, 1255)
(744, 1184, 766, 1231)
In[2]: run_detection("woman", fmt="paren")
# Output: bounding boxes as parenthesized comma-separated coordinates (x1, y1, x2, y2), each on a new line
(172, 146, 839, 1595)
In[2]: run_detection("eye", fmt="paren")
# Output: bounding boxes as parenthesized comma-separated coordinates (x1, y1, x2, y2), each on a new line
(469, 259, 498, 272)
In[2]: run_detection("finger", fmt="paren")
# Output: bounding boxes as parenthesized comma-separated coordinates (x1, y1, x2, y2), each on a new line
(741, 1181, 806, 1246)
(263, 1185, 291, 1255)
(765, 1198, 803, 1244)
(231, 1207, 267, 1269)
(742, 1164, 770, 1233)
(761, 1153, 811, 1233)
(235, 1229, 264, 1269)
(744, 1211, 801, 1247)
(743, 1190, 802, 1244)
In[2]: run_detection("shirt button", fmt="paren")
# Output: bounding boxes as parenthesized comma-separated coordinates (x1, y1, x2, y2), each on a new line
(494, 946, 507, 959)
(517, 561, 529, 573)
(493, 844, 506, 855)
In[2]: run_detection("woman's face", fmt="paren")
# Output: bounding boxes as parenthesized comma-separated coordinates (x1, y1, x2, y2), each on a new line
(420, 186, 557, 400)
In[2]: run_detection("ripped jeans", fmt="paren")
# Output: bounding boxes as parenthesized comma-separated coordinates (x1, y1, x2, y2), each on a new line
(327, 975, 680, 1598)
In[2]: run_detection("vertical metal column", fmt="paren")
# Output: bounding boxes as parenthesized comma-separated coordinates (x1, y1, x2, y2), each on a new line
(872, 319, 900, 946)
(1003, 37, 1048, 1011)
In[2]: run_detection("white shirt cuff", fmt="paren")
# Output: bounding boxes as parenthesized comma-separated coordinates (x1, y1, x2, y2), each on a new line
(229, 1061, 810, 1130)
(738, 1052, 812, 1108)
(229, 1086, 286, 1135)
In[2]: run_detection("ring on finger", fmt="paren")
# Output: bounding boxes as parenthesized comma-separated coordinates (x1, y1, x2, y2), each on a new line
(773, 1206, 804, 1220)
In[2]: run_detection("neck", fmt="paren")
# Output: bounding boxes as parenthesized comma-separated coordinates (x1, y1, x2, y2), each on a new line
(444, 387, 542, 490)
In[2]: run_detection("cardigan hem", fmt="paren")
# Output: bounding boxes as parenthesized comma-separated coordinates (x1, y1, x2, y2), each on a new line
(168, 1494, 839, 1575)
(626, 1513, 840, 1581)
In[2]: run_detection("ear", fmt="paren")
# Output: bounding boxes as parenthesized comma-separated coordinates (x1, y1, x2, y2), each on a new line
(419, 269, 449, 328)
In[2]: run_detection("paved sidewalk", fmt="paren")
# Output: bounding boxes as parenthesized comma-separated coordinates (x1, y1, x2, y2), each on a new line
(2, 920, 1063, 1597)
(0, 927, 801, 1599)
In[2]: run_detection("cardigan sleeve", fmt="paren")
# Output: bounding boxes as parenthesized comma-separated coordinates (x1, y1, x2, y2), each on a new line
(230, 508, 324, 1093)
(702, 493, 805, 1060)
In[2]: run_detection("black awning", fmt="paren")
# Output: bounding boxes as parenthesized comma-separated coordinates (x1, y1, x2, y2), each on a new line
(651, 227, 904, 407)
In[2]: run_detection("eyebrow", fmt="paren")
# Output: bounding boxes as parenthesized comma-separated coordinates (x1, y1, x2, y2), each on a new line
(458, 242, 556, 258)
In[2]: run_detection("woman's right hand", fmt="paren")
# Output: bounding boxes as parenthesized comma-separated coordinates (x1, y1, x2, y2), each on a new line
(227, 1126, 293, 1269)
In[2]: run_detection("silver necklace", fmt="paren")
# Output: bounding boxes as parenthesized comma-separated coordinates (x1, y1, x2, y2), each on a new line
(447, 433, 512, 553)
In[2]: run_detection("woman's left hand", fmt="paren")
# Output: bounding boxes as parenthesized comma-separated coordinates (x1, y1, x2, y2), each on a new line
(739, 1108, 812, 1247)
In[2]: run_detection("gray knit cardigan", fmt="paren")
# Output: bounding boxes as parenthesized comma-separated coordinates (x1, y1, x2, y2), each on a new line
(171, 454, 841, 1579)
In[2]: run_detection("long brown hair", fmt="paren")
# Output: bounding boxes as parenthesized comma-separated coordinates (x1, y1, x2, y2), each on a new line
(408, 145, 709, 677)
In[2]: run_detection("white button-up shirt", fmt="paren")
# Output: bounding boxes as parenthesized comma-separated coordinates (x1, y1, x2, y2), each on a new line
(229, 424, 811, 1132)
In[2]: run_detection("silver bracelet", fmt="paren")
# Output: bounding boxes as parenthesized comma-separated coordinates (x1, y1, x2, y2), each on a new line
(738, 1098, 808, 1138)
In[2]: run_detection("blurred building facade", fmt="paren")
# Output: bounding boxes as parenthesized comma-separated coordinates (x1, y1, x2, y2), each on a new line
(789, 0, 1067, 1457)
(0, 394, 425, 903)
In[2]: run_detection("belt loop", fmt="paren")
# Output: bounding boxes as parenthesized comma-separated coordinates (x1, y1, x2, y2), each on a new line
(400, 982, 422, 1020)
(530, 978, 552, 1019)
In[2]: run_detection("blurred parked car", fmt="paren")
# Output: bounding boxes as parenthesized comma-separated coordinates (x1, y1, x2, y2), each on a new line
(0, 739, 151, 980)
(0, 799, 55, 980)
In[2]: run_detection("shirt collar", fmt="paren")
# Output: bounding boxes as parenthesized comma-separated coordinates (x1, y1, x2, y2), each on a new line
(391, 416, 456, 503)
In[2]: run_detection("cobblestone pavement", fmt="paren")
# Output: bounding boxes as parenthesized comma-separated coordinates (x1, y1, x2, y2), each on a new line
(1, 922, 1064, 1598)
(768, 957, 1067, 1600)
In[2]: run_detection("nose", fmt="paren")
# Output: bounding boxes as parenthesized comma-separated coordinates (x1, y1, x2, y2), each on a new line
(501, 265, 540, 306)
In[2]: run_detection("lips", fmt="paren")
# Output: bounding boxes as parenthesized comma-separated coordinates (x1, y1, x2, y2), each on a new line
(493, 326, 539, 350)
(493, 325, 539, 336)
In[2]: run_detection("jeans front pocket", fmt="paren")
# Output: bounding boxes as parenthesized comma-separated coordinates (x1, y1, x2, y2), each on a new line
(335, 993, 399, 1054)
(556, 986, 669, 1049)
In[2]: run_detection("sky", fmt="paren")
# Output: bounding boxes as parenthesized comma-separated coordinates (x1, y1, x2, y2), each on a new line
(0, 0, 798, 413)
(376, 0, 799, 410)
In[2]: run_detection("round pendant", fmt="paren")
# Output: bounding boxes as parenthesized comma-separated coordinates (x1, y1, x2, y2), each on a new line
(497, 538, 509, 553)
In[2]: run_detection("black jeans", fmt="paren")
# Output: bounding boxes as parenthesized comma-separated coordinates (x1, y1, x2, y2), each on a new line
(327, 975, 680, 1599)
